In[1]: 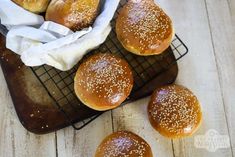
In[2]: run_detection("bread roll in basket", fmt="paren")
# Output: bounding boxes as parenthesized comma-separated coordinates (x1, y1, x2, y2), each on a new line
(0, 0, 120, 71)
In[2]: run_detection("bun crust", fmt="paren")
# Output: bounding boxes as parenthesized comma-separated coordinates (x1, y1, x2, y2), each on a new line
(148, 85, 202, 138)
(116, 0, 174, 56)
(95, 131, 153, 157)
(46, 0, 100, 31)
(12, 0, 51, 13)
(74, 53, 133, 111)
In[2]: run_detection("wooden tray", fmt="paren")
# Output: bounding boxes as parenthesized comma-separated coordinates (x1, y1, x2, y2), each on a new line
(0, 34, 180, 134)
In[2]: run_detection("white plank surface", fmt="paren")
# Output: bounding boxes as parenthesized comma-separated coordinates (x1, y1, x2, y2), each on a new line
(112, 98, 175, 157)
(228, 0, 235, 24)
(0, 0, 235, 156)
(56, 112, 112, 157)
(156, 0, 233, 156)
(205, 0, 235, 154)
(0, 68, 57, 157)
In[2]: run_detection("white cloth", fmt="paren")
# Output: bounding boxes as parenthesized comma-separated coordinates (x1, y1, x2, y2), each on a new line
(0, 0, 44, 28)
(0, 0, 120, 71)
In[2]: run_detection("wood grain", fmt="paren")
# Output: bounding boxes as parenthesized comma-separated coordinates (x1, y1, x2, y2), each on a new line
(0, 67, 57, 157)
(205, 0, 235, 155)
(112, 98, 175, 157)
(56, 112, 113, 157)
(156, 0, 233, 156)
(228, 0, 235, 24)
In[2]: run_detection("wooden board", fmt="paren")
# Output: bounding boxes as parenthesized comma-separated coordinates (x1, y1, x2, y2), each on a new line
(0, 51, 57, 156)
(205, 0, 235, 155)
(0, 32, 179, 134)
(156, 0, 234, 156)
(0, 35, 90, 134)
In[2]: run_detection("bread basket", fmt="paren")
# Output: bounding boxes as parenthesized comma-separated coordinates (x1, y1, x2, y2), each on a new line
(0, 0, 120, 71)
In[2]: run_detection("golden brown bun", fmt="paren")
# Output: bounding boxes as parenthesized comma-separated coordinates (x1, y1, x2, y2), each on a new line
(148, 85, 202, 138)
(95, 131, 153, 157)
(116, 0, 174, 56)
(74, 53, 133, 111)
(45, 0, 100, 31)
(12, 0, 51, 13)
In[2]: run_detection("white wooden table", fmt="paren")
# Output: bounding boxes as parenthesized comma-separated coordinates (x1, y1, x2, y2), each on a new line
(1, 0, 235, 156)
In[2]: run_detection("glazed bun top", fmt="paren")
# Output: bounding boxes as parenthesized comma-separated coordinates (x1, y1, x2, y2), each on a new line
(12, 0, 51, 13)
(95, 131, 153, 157)
(148, 85, 202, 138)
(46, 0, 100, 31)
(74, 53, 133, 111)
(116, 0, 174, 56)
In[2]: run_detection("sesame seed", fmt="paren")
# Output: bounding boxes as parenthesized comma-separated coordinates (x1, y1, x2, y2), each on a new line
(149, 85, 201, 136)
(117, 0, 173, 54)
(60, 0, 99, 31)
(76, 53, 133, 106)
(96, 131, 150, 156)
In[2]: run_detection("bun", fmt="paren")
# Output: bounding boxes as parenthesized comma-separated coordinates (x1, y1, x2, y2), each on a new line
(45, 0, 100, 31)
(116, 0, 174, 56)
(95, 131, 153, 157)
(148, 85, 202, 138)
(12, 0, 51, 13)
(74, 53, 133, 111)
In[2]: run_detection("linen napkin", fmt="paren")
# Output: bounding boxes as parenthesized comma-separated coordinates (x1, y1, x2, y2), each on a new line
(0, 0, 120, 71)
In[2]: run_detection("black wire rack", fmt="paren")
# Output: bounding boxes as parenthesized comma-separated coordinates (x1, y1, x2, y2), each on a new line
(0, 0, 188, 130)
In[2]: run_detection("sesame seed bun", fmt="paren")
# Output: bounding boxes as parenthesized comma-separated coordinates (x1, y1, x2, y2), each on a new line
(116, 0, 174, 56)
(148, 85, 202, 138)
(74, 53, 133, 111)
(12, 0, 51, 13)
(95, 131, 153, 157)
(45, 0, 100, 31)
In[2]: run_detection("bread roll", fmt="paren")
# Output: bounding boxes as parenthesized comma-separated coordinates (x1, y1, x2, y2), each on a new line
(46, 0, 100, 31)
(74, 53, 133, 111)
(116, 0, 174, 56)
(95, 131, 153, 157)
(12, 0, 51, 13)
(148, 85, 202, 138)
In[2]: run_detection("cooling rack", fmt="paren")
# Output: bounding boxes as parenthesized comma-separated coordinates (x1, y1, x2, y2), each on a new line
(0, 0, 188, 131)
